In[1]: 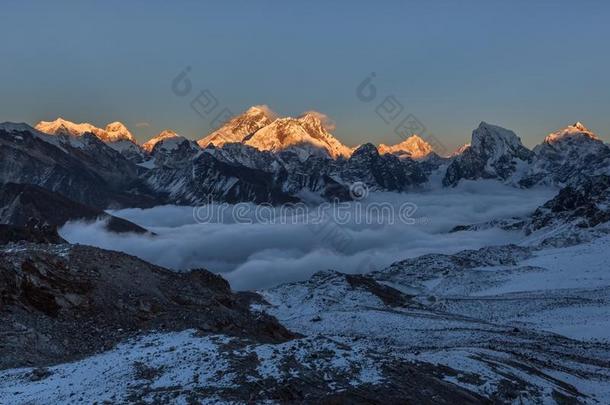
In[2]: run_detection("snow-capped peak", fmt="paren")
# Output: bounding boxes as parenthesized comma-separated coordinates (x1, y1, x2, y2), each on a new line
(198, 105, 275, 148)
(0, 121, 68, 147)
(35, 118, 135, 144)
(198, 107, 352, 160)
(36, 118, 103, 138)
(377, 135, 433, 159)
(244, 105, 276, 119)
(244, 112, 352, 159)
(543, 121, 600, 144)
(572, 121, 588, 131)
(298, 112, 325, 128)
(104, 122, 136, 143)
(525, 122, 610, 187)
(142, 130, 181, 153)
(442, 122, 533, 186)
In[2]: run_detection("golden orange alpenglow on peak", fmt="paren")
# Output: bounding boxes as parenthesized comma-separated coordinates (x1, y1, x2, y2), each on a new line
(377, 134, 434, 159)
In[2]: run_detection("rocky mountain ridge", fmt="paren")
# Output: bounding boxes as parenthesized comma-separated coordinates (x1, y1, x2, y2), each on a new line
(2, 113, 608, 209)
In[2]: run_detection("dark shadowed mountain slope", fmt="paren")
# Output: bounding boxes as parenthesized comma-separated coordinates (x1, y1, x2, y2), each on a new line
(0, 223, 66, 245)
(443, 122, 532, 186)
(0, 123, 159, 209)
(528, 174, 610, 231)
(340, 143, 428, 191)
(0, 183, 149, 234)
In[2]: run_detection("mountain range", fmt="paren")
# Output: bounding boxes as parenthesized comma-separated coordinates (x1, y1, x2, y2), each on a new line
(1, 108, 609, 215)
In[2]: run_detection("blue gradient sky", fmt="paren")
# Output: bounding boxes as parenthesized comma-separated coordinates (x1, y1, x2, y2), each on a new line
(1, 0, 609, 150)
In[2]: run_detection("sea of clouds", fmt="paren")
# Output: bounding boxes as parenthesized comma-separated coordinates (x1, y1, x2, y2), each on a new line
(59, 181, 556, 290)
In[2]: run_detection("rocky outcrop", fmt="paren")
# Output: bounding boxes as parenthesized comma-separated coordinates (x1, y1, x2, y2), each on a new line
(0, 222, 65, 245)
(443, 122, 532, 186)
(0, 243, 294, 369)
(144, 150, 300, 204)
(528, 174, 610, 231)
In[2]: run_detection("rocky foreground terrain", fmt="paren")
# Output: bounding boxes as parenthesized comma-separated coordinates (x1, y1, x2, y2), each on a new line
(1, 178, 610, 403)
(0, 241, 292, 370)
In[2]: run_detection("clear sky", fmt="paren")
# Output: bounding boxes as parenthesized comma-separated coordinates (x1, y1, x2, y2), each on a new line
(1, 0, 609, 151)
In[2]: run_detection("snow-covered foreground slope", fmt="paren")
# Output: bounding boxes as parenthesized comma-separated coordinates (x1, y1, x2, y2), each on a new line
(256, 268, 610, 403)
(421, 234, 610, 341)
(0, 331, 394, 404)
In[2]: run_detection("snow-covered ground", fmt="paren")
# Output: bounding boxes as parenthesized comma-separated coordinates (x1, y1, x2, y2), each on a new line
(488, 236, 610, 295)
(370, 233, 610, 343)
(255, 260, 610, 403)
(0, 330, 388, 404)
(0, 332, 232, 404)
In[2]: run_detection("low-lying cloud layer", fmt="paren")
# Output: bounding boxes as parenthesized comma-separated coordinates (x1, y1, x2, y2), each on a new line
(60, 181, 556, 290)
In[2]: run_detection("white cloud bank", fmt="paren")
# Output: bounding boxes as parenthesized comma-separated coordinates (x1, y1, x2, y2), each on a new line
(59, 181, 556, 290)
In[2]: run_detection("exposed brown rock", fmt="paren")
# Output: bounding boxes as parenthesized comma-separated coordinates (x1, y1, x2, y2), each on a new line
(0, 243, 294, 369)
